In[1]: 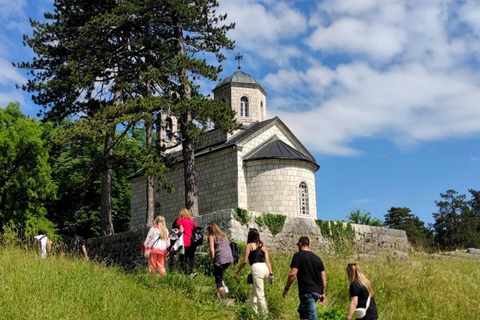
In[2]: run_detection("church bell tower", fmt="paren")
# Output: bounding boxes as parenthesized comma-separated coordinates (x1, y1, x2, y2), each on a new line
(212, 54, 267, 125)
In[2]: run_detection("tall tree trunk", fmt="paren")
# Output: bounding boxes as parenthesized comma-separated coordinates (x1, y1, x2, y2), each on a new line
(173, 12, 198, 216)
(155, 112, 162, 156)
(101, 124, 115, 235)
(100, 89, 121, 235)
(180, 111, 198, 216)
(145, 113, 154, 226)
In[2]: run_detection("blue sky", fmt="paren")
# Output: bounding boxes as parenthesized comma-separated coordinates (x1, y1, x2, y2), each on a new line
(1, 0, 480, 225)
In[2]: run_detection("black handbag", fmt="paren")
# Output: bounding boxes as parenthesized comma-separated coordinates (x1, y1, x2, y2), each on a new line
(247, 273, 253, 284)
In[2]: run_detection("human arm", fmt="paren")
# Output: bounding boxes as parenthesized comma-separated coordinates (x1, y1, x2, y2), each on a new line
(81, 245, 89, 261)
(283, 267, 297, 298)
(208, 235, 215, 263)
(234, 244, 251, 278)
(346, 296, 358, 320)
(178, 224, 184, 236)
(263, 246, 274, 281)
(319, 270, 327, 303)
(143, 227, 155, 249)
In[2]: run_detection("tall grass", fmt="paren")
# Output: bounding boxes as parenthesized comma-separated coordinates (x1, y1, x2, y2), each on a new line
(1, 245, 479, 319)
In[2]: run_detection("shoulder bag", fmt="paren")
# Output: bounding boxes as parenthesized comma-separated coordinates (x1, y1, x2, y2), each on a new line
(354, 294, 371, 319)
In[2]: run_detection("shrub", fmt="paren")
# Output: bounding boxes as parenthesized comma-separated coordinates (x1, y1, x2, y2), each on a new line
(233, 207, 251, 225)
(262, 213, 286, 236)
(253, 215, 264, 227)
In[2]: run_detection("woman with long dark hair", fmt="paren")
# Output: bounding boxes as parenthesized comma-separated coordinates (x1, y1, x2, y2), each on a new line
(346, 263, 378, 320)
(234, 228, 274, 315)
(207, 223, 234, 306)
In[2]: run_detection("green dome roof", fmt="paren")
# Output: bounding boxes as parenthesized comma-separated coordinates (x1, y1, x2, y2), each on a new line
(215, 70, 261, 88)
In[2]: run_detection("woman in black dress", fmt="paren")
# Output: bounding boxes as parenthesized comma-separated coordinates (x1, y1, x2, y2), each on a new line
(346, 263, 378, 320)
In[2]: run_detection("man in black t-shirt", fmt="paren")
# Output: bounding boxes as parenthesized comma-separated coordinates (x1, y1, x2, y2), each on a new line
(283, 236, 326, 320)
(66, 234, 89, 261)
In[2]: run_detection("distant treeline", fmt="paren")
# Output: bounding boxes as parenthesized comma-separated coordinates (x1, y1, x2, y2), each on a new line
(347, 189, 480, 250)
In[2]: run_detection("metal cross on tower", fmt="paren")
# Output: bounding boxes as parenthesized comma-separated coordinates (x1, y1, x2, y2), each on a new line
(235, 53, 243, 70)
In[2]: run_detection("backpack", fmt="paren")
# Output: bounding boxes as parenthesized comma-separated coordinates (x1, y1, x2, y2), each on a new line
(230, 241, 240, 265)
(191, 226, 204, 247)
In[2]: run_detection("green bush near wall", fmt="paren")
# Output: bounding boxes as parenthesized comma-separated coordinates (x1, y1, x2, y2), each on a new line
(262, 213, 287, 236)
(316, 219, 355, 256)
(233, 207, 251, 225)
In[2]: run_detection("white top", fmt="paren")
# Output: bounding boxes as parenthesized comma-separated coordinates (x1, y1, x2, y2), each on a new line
(34, 235, 48, 258)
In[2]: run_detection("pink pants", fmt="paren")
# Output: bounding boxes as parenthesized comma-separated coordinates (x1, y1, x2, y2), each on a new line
(148, 252, 166, 275)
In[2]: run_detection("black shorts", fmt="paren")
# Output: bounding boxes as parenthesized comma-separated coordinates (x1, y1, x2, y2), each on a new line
(213, 263, 231, 288)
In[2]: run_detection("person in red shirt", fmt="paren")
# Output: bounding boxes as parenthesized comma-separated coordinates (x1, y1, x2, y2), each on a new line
(177, 208, 198, 277)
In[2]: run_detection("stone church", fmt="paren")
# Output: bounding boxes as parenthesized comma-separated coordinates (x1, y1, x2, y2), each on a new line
(129, 67, 320, 230)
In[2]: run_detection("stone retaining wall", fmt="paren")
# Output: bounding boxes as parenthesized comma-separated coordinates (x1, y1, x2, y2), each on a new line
(352, 224, 410, 253)
(86, 210, 409, 270)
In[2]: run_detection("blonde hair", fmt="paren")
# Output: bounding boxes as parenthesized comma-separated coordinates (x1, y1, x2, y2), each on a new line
(206, 223, 226, 241)
(178, 208, 192, 220)
(347, 263, 375, 297)
(154, 216, 168, 240)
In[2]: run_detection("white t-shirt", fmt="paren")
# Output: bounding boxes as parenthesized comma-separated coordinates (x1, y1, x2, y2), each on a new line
(34, 235, 48, 258)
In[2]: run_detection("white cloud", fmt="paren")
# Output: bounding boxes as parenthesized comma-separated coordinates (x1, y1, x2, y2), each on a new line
(219, 0, 307, 63)
(0, 0, 27, 20)
(353, 198, 372, 204)
(260, 1, 480, 155)
(458, 0, 480, 35)
(307, 18, 407, 62)
(0, 90, 26, 108)
(0, 58, 26, 85)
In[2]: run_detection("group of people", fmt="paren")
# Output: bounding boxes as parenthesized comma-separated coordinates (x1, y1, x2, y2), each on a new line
(143, 209, 378, 320)
(34, 230, 89, 260)
(142, 208, 199, 277)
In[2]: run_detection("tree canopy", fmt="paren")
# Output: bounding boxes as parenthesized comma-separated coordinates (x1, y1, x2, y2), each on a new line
(0, 102, 57, 238)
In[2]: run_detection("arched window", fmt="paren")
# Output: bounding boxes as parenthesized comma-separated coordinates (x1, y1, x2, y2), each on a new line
(176, 123, 181, 140)
(240, 97, 249, 117)
(299, 182, 309, 215)
(165, 117, 173, 141)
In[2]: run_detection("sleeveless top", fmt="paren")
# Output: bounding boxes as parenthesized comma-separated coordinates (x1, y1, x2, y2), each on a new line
(248, 244, 266, 265)
(213, 236, 234, 266)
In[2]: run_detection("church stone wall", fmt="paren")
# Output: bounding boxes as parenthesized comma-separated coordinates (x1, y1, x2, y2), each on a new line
(194, 129, 228, 150)
(130, 175, 148, 230)
(130, 147, 240, 230)
(352, 224, 410, 253)
(244, 160, 317, 218)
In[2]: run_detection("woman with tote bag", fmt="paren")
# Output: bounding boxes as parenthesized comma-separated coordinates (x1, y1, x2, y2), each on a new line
(346, 263, 378, 320)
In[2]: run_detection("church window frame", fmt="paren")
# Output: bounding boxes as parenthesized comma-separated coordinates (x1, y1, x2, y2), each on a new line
(298, 182, 309, 216)
(165, 117, 173, 141)
(240, 96, 249, 117)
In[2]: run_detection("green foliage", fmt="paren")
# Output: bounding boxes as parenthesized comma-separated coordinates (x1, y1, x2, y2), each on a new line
(318, 306, 348, 320)
(233, 207, 251, 225)
(385, 207, 433, 249)
(348, 209, 384, 226)
(253, 215, 265, 227)
(433, 189, 480, 250)
(316, 220, 355, 256)
(196, 252, 213, 276)
(261, 213, 287, 236)
(0, 103, 57, 234)
(45, 120, 143, 238)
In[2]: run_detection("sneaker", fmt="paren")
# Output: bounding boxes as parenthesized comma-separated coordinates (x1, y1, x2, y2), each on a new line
(224, 285, 229, 293)
(189, 272, 197, 279)
(220, 299, 227, 307)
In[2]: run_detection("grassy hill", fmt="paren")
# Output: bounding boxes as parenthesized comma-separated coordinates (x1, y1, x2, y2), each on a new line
(0, 246, 479, 319)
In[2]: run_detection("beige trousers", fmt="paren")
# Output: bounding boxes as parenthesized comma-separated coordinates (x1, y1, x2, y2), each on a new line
(249, 262, 270, 314)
